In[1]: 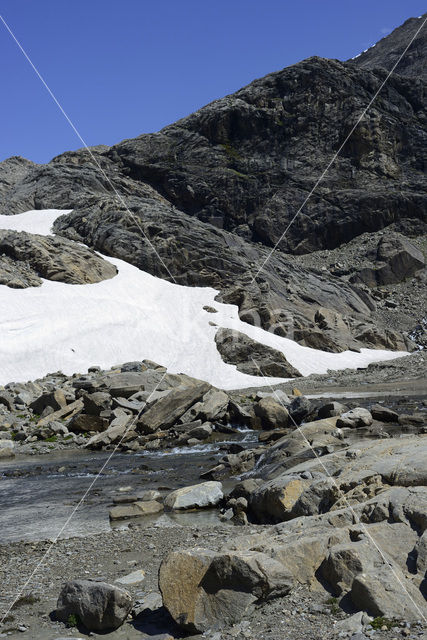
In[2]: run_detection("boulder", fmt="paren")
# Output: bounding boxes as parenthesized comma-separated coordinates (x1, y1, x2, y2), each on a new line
(376, 235, 425, 284)
(164, 481, 223, 510)
(254, 397, 289, 430)
(36, 398, 83, 427)
(249, 474, 337, 523)
(109, 501, 163, 520)
(0, 439, 14, 458)
(83, 392, 112, 416)
(56, 579, 132, 631)
(187, 423, 213, 440)
(336, 408, 373, 429)
(68, 413, 108, 433)
(289, 395, 312, 424)
(180, 389, 229, 423)
(214, 328, 301, 378)
(30, 389, 67, 415)
(137, 383, 211, 433)
(159, 548, 293, 632)
(0, 391, 14, 411)
(317, 401, 348, 419)
(370, 404, 399, 423)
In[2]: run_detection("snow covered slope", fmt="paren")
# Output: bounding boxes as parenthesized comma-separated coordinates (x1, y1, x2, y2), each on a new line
(0, 210, 407, 389)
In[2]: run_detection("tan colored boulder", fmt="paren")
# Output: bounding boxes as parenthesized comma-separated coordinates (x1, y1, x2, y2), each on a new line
(109, 500, 163, 520)
(254, 397, 289, 430)
(159, 548, 293, 632)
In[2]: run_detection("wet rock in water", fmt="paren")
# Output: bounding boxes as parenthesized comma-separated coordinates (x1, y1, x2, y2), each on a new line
(0, 439, 14, 458)
(109, 500, 164, 520)
(370, 404, 399, 423)
(56, 579, 132, 631)
(254, 396, 289, 429)
(159, 548, 293, 632)
(139, 489, 162, 502)
(336, 408, 373, 428)
(164, 481, 223, 510)
(187, 422, 213, 440)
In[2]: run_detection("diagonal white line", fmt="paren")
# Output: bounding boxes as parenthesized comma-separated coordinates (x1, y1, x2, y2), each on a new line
(0, 13, 177, 284)
(250, 357, 427, 622)
(0, 370, 169, 625)
(249, 15, 427, 284)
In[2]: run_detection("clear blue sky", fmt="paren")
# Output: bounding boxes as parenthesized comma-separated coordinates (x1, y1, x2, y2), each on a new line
(0, 1, 425, 163)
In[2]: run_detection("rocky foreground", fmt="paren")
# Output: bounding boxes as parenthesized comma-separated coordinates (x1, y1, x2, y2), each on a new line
(0, 354, 426, 639)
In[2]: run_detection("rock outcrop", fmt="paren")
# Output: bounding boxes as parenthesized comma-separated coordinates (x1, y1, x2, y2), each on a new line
(0, 229, 117, 287)
(215, 328, 301, 377)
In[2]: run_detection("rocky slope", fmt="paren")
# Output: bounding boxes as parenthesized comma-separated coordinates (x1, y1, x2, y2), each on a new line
(0, 356, 426, 637)
(0, 16, 426, 355)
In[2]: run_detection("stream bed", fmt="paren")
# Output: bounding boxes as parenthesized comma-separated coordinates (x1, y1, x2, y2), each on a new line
(0, 429, 257, 543)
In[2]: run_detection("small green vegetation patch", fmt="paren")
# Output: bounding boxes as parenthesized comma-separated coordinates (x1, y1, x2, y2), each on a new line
(370, 617, 397, 630)
(67, 613, 78, 627)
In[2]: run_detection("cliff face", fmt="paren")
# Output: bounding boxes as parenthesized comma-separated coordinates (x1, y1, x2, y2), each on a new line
(0, 14, 425, 352)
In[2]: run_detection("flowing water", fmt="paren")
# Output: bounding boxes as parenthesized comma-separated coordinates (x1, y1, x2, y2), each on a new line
(0, 429, 258, 543)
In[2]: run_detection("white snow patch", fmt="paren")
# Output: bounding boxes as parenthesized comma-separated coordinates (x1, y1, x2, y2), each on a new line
(0, 209, 72, 236)
(0, 210, 407, 389)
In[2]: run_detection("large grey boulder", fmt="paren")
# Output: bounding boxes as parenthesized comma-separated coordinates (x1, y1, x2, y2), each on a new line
(164, 481, 223, 510)
(254, 396, 289, 429)
(336, 408, 373, 429)
(0, 391, 14, 411)
(137, 382, 210, 433)
(159, 548, 293, 632)
(215, 328, 301, 378)
(83, 391, 112, 415)
(56, 580, 132, 631)
(179, 389, 229, 423)
(321, 539, 425, 620)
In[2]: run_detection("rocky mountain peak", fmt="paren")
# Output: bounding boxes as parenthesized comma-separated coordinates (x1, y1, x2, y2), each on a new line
(349, 12, 427, 80)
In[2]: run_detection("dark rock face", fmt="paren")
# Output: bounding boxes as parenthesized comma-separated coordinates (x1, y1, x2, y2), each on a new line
(351, 233, 425, 287)
(0, 229, 117, 286)
(110, 55, 426, 253)
(215, 327, 301, 377)
(0, 15, 424, 353)
(349, 13, 427, 81)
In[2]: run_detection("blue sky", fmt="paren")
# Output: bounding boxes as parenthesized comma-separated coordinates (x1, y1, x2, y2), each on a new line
(0, 1, 425, 163)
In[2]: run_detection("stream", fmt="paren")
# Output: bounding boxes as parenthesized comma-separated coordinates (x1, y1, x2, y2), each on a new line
(0, 428, 257, 543)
